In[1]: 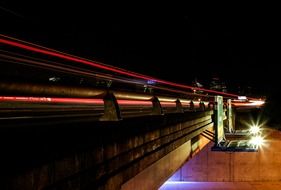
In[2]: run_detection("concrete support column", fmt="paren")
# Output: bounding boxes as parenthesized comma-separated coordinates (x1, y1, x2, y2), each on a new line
(227, 99, 233, 133)
(214, 96, 225, 145)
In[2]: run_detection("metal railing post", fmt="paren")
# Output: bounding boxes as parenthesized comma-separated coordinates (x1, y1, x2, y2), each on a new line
(151, 96, 163, 115)
(199, 102, 205, 111)
(190, 100, 195, 111)
(176, 99, 184, 113)
(99, 92, 122, 121)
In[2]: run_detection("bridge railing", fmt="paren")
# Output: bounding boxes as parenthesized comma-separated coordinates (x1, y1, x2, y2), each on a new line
(0, 34, 264, 123)
(0, 81, 212, 122)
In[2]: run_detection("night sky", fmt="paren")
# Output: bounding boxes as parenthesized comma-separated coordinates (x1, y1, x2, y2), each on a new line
(1, 2, 279, 96)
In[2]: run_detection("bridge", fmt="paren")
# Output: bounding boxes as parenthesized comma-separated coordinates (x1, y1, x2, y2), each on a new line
(0, 35, 265, 190)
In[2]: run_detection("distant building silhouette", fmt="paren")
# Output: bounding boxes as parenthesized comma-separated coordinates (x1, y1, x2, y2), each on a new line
(192, 78, 204, 94)
(238, 85, 252, 96)
(209, 76, 227, 92)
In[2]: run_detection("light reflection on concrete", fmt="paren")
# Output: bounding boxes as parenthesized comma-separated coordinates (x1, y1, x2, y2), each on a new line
(159, 181, 281, 190)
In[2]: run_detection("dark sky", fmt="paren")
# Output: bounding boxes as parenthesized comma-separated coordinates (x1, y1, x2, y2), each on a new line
(1, 2, 279, 95)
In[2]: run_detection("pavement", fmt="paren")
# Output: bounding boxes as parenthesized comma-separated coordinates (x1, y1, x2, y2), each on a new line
(159, 181, 281, 190)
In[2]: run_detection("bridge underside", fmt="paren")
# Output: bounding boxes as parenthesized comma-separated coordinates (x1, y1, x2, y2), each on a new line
(121, 132, 211, 190)
(0, 110, 213, 190)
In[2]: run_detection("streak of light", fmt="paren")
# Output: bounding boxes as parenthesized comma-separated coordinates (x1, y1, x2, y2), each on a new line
(0, 51, 147, 86)
(0, 96, 154, 106)
(0, 38, 154, 80)
(0, 96, 200, 108)
(193, 101, 200, 107)
(0, 35, 250, 99)
(0, 96, 104, 104)
(117, 100, 152, 106)
(158, 98, 177, 102)
(0, 5, 24, 18)
(181, 102, 191, 106)
(160, 102, 176, 107)
(0, 50, 210, 99)
(232, 100, 265, 107)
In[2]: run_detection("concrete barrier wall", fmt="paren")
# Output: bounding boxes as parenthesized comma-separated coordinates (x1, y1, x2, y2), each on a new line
(1, 111, 214, 190)
(121, 128, 214, 190)
(121, 141, 192, 190)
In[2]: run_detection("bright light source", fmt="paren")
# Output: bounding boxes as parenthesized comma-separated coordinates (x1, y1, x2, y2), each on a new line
(250, 100, 265, 106)
(249, 136, 264, 148)
(238, 96, 247, 100)
(147, 80, 156, 85)
(164, 181, 198, 184)
(249, 125, 261, 135)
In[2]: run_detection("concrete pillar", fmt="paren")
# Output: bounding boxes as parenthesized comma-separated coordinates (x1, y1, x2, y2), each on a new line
(227, 99, 233, 133)
(214, 96, 225, 145)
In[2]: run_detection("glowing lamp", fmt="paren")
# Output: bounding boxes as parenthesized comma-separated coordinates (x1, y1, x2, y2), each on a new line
(249, 136, 264, 148)
(249, 125, 260, 135)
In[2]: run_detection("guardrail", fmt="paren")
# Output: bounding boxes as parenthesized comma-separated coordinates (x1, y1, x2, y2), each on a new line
(0, 81, 211, 121)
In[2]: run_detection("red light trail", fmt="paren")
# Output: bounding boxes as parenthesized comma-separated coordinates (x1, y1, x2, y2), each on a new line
(0, 96, 180, 107)
(0, 96, 104, 104)
(0, 35, 257, 99)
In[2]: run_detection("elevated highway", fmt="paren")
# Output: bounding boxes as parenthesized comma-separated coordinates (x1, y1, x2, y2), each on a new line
(0, 35, 265, 190)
